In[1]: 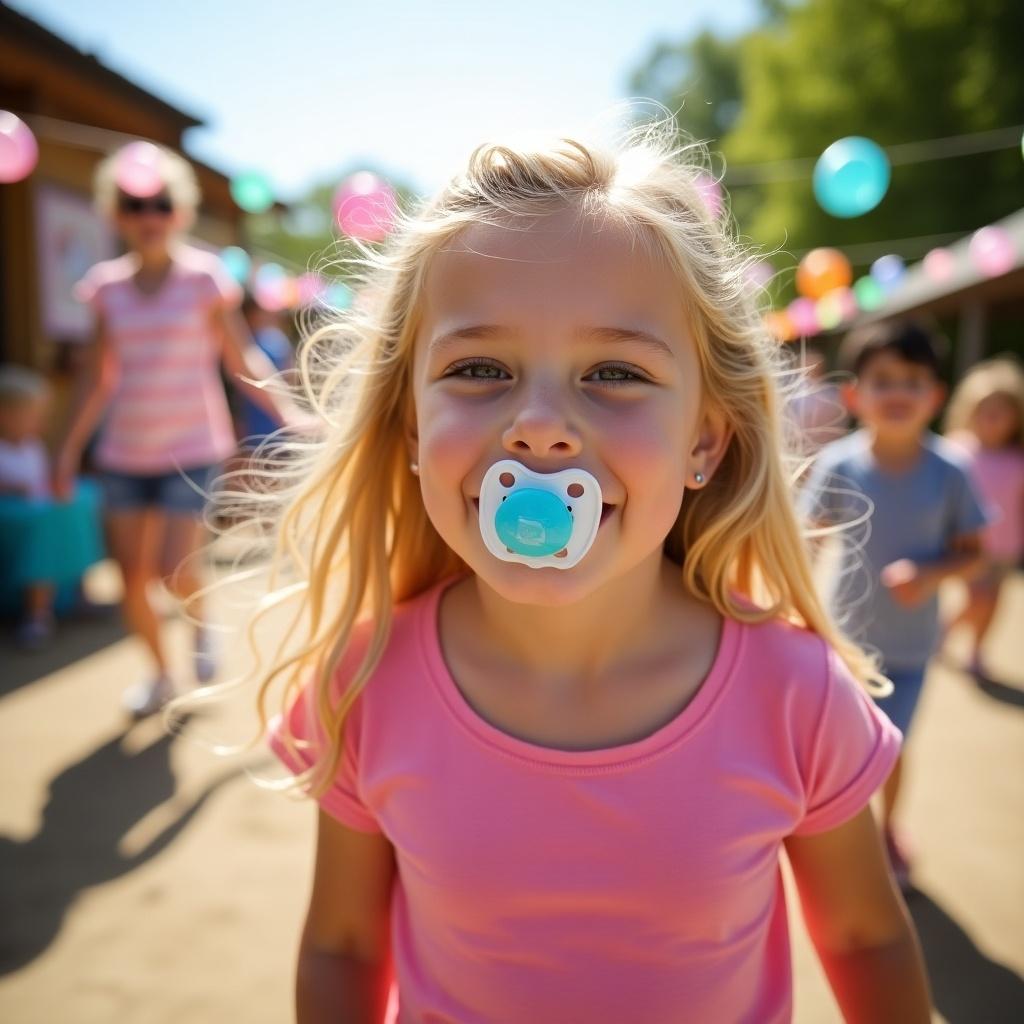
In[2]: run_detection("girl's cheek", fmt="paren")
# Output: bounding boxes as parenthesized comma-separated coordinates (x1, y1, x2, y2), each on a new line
(418, 397, 493, 477)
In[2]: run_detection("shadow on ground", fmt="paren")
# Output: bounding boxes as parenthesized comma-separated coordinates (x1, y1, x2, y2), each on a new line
(1, 604, 126, 698)
(906, 886, 1024, 1022)
(0, 717, 246, 975)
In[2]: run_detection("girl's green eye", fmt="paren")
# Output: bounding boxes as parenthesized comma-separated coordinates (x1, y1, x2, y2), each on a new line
(448, 360, 508, 380)
(589, 365, 645, 384)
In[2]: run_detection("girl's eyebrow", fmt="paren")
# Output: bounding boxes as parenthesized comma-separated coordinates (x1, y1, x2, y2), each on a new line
(428, 324, 676, 359)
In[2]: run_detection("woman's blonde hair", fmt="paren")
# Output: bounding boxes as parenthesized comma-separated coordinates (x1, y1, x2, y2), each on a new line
(944, 356, 1024, 446)
(93, 141, 201, 218)
(204, 113, 890, 798)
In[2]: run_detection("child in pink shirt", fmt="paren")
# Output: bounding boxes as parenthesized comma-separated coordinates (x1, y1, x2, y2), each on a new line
(944, 357, 1024, 678)
(55, 142, 297, 717)
(234, 123, 931, 1021)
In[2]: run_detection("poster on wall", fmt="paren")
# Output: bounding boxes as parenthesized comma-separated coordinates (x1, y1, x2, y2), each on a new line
(35, 182, 115, 341)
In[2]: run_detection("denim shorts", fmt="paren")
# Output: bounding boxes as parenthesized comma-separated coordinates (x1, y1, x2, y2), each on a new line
(872, 665, 928, 739)
(98, 464, 220, 516)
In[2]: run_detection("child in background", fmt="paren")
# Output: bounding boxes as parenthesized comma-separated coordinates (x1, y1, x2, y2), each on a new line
(942, 357, 1024, 679)
(236, 122, 931, 1022)
(802, 321, 988, 891)
(54, 142, 300, 716)
(0, 365, 56, 645)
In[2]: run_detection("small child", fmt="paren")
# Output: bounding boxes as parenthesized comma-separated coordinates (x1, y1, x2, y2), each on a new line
(228, 122, 933, 1022)
(0, 365, 56, 646)
(802, 320, 989, 891)
(942, 357, 1024, 678)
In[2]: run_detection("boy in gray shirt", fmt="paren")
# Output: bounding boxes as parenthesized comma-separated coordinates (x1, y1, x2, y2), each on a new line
(802, 320, 988, 890)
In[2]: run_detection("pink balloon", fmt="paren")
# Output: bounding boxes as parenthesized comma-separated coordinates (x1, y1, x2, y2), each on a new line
(787, 297, 819, 337)
(333, 172, 396, 242)
(922, 247, 956, 283)
(694, 172, 724, 219)
(744, 260, 775, 289)
(296, 272, 326, 306)
(0, 111, 39, 184)
(115, 141, 165, 198)
(968, 226, 1016, 278)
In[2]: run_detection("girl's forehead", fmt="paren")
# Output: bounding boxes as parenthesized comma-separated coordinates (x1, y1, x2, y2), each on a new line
(420, 210, 687, 337)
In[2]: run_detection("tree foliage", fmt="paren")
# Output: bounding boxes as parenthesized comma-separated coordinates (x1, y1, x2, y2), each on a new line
(629, 0, 1024, 274)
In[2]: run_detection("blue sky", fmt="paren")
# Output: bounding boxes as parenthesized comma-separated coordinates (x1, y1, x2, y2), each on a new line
(12, 0, 758, 200)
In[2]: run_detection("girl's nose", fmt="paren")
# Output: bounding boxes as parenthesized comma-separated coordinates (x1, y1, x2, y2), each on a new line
(502, 394, 583, 459)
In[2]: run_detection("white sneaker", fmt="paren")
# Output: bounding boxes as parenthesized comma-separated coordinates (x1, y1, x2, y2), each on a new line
(193, 625, 219, 684)
(122, 675, 175, 718)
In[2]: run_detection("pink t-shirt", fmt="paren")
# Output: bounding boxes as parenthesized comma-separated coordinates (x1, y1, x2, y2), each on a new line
(74, 244, 242, 474)
(948, 432, 1024, 562)
(269, 576, 901, 1024)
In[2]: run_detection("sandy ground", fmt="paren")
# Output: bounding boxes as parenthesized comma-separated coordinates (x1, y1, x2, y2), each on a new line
(1, 560, 1022, 1023)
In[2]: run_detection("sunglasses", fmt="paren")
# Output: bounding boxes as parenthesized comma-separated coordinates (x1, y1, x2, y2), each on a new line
(118, 195, 174, 216)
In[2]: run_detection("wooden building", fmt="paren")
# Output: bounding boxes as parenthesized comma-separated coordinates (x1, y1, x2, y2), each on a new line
(0, 2, 251, 369)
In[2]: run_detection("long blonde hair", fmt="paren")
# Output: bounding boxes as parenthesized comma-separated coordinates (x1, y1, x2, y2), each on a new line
(209, 116, 889, 798)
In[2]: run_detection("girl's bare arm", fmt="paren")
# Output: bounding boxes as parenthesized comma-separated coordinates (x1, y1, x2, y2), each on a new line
(297, 809, 397, 1024)
(784, 805, 932, 1023)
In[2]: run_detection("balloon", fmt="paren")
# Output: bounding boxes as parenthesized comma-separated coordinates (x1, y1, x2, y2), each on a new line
(869, 253, 906, 292)
(694, 171, 723, 219)
(796, 247, 853, 299)
(922, 247, 956, 283)
(853, 276, 885, 311)
(220, 246, 251, 285)
(764, 311, 795, 342)
(115, 141, 165, 197)
(813, 136, 891, 218)
(0, 111, 39, 184)
(297, 272, 326, 306)
(815, 287, 857, 330)
(231, 171, 274, 214)
(745, 260, 775, 289)
(333, 172, 396, 242)
(253, 262, 288, 311)
(326, 282, 352, 309)
(968, 226, 1016, 278)
(787, 297, 819, 337)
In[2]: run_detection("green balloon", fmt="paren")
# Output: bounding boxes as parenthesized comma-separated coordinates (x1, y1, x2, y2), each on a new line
(230, 171, 274, 214)
(853, 276, 884, 311)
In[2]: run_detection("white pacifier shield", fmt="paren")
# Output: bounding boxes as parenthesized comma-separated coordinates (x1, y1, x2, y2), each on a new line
(478, 459, 603, 570)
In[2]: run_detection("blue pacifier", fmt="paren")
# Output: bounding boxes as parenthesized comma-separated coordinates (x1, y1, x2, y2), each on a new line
(478, 459, 604, 569)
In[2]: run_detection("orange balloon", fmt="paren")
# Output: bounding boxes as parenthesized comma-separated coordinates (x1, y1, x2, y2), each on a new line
(796, 247, 853, 299)
(764, 310, 796, 342)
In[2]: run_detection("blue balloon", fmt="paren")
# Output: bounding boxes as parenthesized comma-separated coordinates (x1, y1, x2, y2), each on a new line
(326, 283, 352, 309)
(869, 253, 906, 291)
(220, 246, 251, 285)
(813, 137, 891, 218)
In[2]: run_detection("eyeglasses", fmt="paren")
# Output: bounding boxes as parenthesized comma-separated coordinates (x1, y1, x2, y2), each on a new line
(118, 195, 174, 216)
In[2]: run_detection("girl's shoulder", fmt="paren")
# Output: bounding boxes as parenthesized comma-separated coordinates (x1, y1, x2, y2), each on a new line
(327, 578, 450, 703)
(723, 604, 861, 713)
(73, 254, 136, 301)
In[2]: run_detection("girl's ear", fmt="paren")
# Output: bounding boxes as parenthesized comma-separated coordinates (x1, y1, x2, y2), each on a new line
(688, 403, 732, 486)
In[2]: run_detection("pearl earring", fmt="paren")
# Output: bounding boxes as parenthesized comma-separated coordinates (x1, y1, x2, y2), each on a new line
(694, 471, 705, 485)
(410, 461, 419, 475)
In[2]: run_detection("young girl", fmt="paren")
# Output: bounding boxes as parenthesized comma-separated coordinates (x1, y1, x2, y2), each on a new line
(251, 125, 931, 1022)
(943, 357, 1024, 678)
(55, 142, 296, 717)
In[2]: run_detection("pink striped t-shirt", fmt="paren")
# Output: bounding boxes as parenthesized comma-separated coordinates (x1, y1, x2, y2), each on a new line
(74, 244, 242, 474)
(269, 575, 901, 1024)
